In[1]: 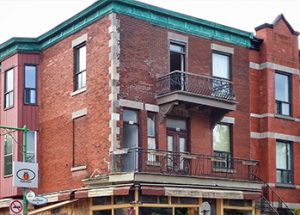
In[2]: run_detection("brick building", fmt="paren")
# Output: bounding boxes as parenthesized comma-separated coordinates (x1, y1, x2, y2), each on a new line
(0, 0, 299, 214)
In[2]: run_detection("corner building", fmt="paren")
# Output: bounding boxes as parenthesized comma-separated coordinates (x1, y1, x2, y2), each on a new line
(0, 1, 299, 215)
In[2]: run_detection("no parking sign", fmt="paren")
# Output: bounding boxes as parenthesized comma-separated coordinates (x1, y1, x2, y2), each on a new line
(9, 199, 23, 215)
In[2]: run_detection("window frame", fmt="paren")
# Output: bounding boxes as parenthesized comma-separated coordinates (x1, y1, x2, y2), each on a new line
(147, 112, 157, 162)
(122, 109, 140, 148)
(212, 51, 232, 81)
(74, 43, 87, 91)
(276, 140, 293, 184)
(4, 134, 13, 176)
(275, 71, 292, 116)
(212, 123, 233, 169)
(169, 41, 186, 73)
(24, 64, 37, 105)
(4, 68, 14, 109)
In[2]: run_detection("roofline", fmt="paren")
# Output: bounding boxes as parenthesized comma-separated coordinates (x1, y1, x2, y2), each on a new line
(0, 0, 256, 62)
(255, 14, 300, 36)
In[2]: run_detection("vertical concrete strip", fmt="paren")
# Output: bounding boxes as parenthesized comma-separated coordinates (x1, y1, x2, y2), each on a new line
(108, 13, 120, 153)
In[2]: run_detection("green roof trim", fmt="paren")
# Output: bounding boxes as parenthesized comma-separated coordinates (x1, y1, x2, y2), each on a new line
(0, 0, 255, 62)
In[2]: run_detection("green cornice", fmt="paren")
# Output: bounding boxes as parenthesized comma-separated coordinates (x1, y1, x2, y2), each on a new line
(0, 0, 255, 62)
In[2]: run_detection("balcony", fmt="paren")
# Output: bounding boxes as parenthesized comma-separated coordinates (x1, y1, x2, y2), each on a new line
(156, 71, 237, 112)
(111, 148, 259, 182)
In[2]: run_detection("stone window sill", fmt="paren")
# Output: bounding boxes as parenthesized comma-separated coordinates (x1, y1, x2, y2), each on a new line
(71, 165, 87, 172)
(70, 87, 87, 97)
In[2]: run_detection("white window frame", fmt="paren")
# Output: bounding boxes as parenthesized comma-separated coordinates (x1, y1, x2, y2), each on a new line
(4, 134, 13, 176)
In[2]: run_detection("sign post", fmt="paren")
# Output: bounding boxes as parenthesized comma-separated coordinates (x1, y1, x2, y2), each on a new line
(0, 125, 29, 215)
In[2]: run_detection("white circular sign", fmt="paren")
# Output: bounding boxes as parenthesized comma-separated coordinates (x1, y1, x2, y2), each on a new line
(26, 191, 36, 201)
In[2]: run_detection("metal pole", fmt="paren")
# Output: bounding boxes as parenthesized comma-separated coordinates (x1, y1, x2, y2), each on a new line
(0, 125, 28, 214)
(23, 125, 28, 215)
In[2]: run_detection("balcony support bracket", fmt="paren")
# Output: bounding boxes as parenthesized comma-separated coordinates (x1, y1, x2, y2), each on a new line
(159, 101, 178, 121)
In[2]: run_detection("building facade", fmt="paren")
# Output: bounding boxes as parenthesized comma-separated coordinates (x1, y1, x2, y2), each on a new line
(0, 0, 299, 215)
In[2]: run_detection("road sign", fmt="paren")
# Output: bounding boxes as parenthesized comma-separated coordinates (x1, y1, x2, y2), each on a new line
(13, 162, 38, 188)
(9, 200, 23, 215)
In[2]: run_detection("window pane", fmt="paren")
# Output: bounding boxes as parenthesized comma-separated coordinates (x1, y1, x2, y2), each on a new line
(276, 142, 287, 169)
(213, 53, 230, 79)
(166, 118, 186, 130)
(4, 135, 13, 155)
(147, 114, 155, 137)
(213, 124, 230, 152)
(25, 66, 36, 88)
(82, 71, 86, 87)
(5, 69, 14, 92)
(123, 110, 138, 123)
(79, 45, 86, 72)
(4, 155, 12, 175)
(30, 90, 36, 104)
(275, 73, 289, 102)
(281, 103, 290, 115)
(124, 124, 138, 148)
(170, 43, 185, 53)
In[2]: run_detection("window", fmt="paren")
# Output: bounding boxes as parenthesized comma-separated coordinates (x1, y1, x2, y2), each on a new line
(170, 42, 186, 72)
(276, 141, 292, 184)
(213, 123, 232, 169)
(275, 72, 291, 116)
(4, 134, 13, 176)
(74, 44, 86, 91)
(212, 52, 230, 79)
(147, 113, 156, 162)
(123, 109, 139, 172)
(27, 131, 37, 163)
(169, 42, 186, 91)
(24, 65, 37, 104)
(4, 68, 14, 109)
(212, 53, 232, 99)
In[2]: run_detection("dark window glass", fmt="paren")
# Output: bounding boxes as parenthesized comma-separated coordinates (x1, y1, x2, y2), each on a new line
(170, 43, 185, 72)
(74, 44, 86, 90)
(93, 210, 112, 215)
(24, 65, 37, 104)
(276, 141, 293, 184)
(92, 196, 111, 205)
(4, 68, 14, 108)
(275, 72, 291, 116)
(139, 207, 172, 215)
(4, 134, 13, 176)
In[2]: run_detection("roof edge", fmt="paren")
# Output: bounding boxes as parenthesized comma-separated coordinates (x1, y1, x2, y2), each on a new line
(255, 14, 299, 36)
(1, 0, 256, 62)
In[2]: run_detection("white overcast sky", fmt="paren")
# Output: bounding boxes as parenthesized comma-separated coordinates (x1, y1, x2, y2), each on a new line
(0, 0, 300, 45)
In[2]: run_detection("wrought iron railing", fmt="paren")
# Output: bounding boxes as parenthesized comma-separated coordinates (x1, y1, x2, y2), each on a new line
(157, 71, 235, 100)
(263, 183, 295, 215)
(111, 148, 259, 181)
(253, 175, 295, 215)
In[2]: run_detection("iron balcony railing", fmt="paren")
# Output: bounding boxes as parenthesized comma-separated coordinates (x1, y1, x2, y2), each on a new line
(111, 148, 259, 181)
(157, 71, 235, 100)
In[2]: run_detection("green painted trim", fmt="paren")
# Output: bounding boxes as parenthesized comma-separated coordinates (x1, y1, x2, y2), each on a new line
(0, 0, 255, 62)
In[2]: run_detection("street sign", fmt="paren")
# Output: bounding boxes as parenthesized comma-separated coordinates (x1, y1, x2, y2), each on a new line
(9, 200, 23, 215)
(27, 196, 48, 206)
(13, 162, 38, 188)
(26, 191, 36, 201)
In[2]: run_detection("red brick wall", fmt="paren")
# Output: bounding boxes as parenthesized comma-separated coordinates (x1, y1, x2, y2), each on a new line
(38, 17, 111, 193)
(250, 17, 300, 203)
(118, 14, 251, 159)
